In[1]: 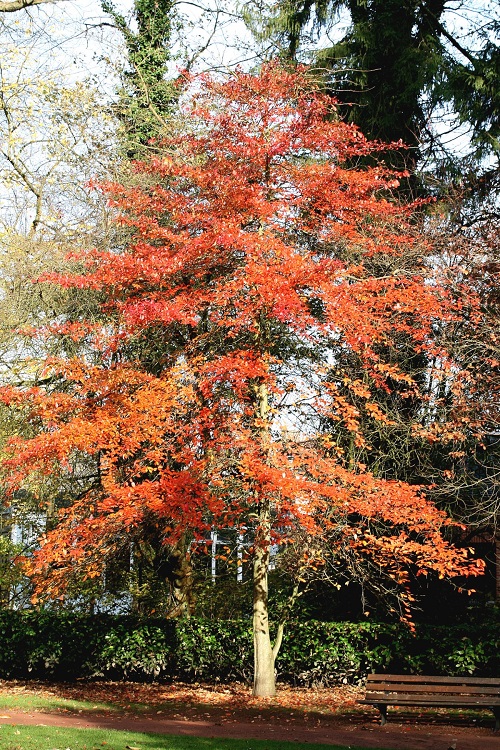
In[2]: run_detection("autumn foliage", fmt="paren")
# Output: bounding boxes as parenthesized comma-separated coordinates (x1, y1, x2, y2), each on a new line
(0, 65, 484, 692)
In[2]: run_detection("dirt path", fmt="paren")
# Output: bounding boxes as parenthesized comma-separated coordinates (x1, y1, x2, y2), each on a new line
(0, 708, 497, 750)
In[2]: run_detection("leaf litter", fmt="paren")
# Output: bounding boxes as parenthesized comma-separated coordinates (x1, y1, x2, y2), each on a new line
(0, 680, 364, 726)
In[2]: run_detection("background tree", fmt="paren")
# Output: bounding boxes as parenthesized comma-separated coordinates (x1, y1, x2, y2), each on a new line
(101, 0, 176, 159)
(0, 14, 122, 608)
(245, 1, 499, 176)
(99, 0, 208, 615)
(244, 3, 500, 590)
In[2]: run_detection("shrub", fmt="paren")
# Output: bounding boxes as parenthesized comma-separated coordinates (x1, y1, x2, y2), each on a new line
(98, 621, 176, 679)
(0, 611, 497, 683)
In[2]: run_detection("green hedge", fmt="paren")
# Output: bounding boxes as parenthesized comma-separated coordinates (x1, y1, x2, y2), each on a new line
(0, 611, 498, 684)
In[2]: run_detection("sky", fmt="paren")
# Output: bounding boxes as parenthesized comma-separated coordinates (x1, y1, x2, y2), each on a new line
(6, 0, 258, 87)
(0, 0, 498, 194)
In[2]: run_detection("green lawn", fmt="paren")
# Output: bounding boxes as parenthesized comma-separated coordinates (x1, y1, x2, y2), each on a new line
(0, 725, 387, 750)
(0, 691, 116, 714)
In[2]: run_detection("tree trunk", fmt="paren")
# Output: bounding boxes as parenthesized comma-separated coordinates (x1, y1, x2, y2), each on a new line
(252, 378, 276, 697)
(495, 532, 500, 604)
(253, 495, 276, 696)
(169, 545, 194, 618)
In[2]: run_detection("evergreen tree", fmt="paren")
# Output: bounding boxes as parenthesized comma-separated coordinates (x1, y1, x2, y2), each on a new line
(254, 1, 499, 173)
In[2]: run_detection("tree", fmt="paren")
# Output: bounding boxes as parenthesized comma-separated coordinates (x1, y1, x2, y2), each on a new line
(0, 21, 117, 368)
(1, 64, 484, 694)
(100, 0, 201, 614)
(0, 15, 125, 607)
(246, 1, 500, 174)
(0, 0, 53, 10)
(101, 0, 176, 159)
(244, 4, 500, 586)
(420, 195, 500, 530)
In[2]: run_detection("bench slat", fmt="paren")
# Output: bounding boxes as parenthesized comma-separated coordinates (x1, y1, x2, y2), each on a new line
(363, 694, 500, 706)
(366, 682, 500, 697)
(368, 674, 500, 686)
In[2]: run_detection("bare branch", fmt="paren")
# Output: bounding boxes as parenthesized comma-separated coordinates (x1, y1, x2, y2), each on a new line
(0, 0, 58, 12)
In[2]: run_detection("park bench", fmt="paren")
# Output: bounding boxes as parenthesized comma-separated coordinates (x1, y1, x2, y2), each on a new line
(359, 674, 500, 731)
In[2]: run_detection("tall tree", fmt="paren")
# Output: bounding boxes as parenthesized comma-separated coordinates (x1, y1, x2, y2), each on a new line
(248, 1, 499, 174)
(245, 4, 500, 579)
(101, 0, 176, 159)
(1, 65, 484, 694)
(102, 0, 211, 614)
(0, 18, 121, 609)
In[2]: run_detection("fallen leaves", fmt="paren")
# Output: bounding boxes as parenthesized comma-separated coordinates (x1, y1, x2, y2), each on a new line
(0, 679, 363, 725)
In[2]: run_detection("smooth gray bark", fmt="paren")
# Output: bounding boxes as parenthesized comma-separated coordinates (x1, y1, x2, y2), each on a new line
(252, 497, 276, 697)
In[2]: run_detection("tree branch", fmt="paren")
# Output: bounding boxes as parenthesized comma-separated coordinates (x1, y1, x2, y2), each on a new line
(272, 582, 300, 660)
(0, 0, 58, 11)
(423, 6, 479, 69)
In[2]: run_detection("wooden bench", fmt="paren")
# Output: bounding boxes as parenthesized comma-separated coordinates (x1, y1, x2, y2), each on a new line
(359, 674, 500, 731)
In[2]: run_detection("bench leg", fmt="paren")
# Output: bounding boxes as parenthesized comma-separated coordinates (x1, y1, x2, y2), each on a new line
(375, 704, 388, 726)
(493, 707, 500, 732)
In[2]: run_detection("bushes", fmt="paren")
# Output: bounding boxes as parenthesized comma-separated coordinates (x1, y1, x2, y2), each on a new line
(176, 619, 253, 683)
(0, 611, 111, 679)
(0, 610, 498, 683)
(100, 621, 176, 679)
(277, 620, 385, 685)
(276, 620, 500, 684)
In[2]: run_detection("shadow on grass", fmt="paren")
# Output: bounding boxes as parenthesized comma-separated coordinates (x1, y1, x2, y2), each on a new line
(0, 724, 372, 750)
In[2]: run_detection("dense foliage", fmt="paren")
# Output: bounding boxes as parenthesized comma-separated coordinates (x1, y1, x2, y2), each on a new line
(261, 0, 500, 165)
(0, 64, 488, 695)
(101, 0, 176, 159)
(0, 611, 498, 684)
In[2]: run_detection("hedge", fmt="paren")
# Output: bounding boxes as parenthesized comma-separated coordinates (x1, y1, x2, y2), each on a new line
(0, 611, 498, 684)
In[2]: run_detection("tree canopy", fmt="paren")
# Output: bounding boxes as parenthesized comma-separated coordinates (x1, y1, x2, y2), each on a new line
(0, 64, 486, 694)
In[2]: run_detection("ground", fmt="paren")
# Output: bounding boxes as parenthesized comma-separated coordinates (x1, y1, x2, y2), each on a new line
(0, 680, 497, 750)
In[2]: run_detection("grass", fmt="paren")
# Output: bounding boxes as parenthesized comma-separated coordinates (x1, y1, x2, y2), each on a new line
(0, 691, 115, 714)
(0, 725, 388, 750)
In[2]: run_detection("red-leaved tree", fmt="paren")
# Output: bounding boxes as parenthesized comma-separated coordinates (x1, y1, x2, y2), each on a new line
(1, 65, 484, 696)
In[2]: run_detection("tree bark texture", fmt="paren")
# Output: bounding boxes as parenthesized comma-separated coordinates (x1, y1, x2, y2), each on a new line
(252, 380, 276, 697)
(252, 496, 276, 697)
